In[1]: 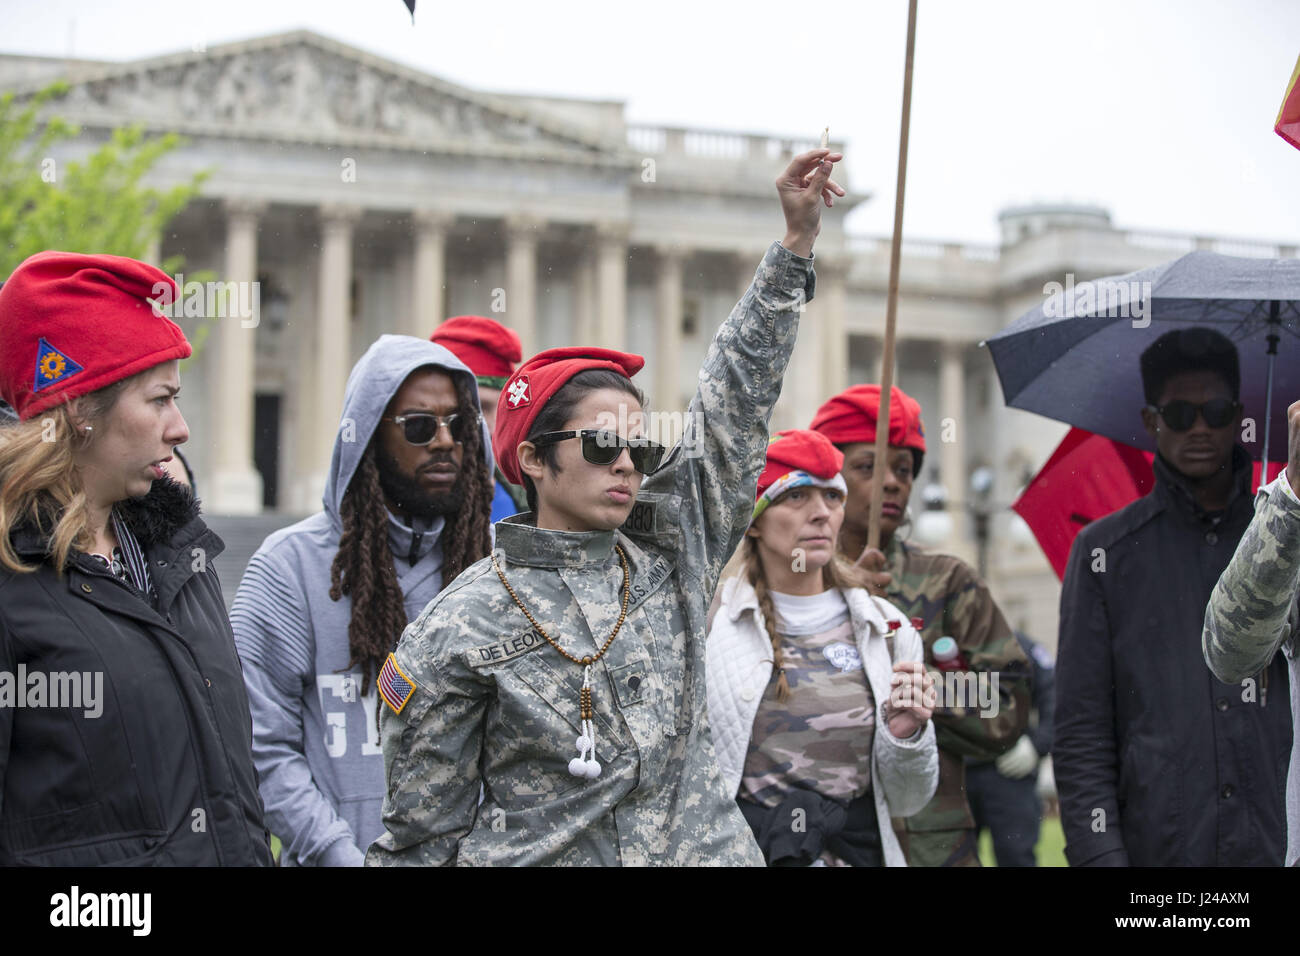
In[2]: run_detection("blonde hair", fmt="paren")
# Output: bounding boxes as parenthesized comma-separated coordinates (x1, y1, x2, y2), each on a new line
(741, 533, 872, 702)
(0, 380, 132, 575)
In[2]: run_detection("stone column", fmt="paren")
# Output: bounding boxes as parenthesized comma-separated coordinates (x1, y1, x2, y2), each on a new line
(572, 246, 596, 346)
(655, 244, 685, 415)
(939, 340, 966, 509)
(308, 204, 361, 508)
(784, 297, 822, 431)
(860, 333, 895, 386)
(412, 209, 453, 338)
(820, 259, 849, 398)
(595, 222, 629, 350)
(504, 215, 541, 357)
(209, 199, 265, 514)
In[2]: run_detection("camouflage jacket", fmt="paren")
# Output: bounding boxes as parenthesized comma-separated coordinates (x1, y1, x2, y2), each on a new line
(880, 537, 1031, 841)
(364, 241, 812, 866)
(1203, 472, 1300, 866)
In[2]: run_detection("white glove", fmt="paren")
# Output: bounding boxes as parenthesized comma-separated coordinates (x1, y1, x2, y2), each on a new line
(995, 734, 1039, 779)
(1036, 755, 1056, 800)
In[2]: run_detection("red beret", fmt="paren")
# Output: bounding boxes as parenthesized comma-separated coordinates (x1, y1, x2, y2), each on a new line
(755, 429, 846, 500)
(493, 346, 644, 486)
(431, 315, 522, 384)
(809, 385, 926, 453)
(0, 251, 191, 420)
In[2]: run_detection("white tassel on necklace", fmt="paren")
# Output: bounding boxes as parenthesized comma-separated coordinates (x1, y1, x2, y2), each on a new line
(567, 664, 602, 779)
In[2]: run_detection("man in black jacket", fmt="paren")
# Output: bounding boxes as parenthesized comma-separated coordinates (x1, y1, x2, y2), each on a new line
(1054, 328, 1291, 866)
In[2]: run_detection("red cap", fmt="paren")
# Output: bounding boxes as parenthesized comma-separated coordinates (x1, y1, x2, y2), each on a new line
(493, 346, 645, 486)
(755, 429, 846, 501)
(0, 251, 191, 420)
(809, 384, 926, 453)
(430, 315, 522, 383)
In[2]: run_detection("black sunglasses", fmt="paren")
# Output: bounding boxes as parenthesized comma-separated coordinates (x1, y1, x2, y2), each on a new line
(530, 429, 667, 474)
(1146, 398, 1240, 431)
(382, 411, 479, 445)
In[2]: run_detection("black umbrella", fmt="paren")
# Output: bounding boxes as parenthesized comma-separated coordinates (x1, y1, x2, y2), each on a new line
(984, 250, 1300, 467)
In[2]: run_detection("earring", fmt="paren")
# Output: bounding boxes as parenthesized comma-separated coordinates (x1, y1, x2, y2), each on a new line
(83, 425, 92, 434)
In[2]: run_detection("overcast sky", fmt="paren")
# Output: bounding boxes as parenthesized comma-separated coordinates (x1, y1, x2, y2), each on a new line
(2, 0, 1297, 246)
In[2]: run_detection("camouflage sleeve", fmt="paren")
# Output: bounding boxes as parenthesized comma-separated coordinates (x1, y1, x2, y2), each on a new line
(1203, 475, 1300, 684)
(640, 240, 812, 597)
(1053, 530, 1128, 866)
(931, 564, 1031, 759)
(364, 631, 488, 867)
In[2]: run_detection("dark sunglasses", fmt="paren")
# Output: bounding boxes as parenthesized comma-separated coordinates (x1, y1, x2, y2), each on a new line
(1146, 398, 1240, 431)
(382, 411, 479, 445)
(530, 429, 667, 474)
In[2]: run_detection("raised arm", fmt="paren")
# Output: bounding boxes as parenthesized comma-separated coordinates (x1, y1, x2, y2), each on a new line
(640, 149, 844, 591)
(1203, 403, 1300, 681)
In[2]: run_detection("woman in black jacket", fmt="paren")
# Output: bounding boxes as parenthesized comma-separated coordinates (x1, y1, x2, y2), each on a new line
(0, 251, 272, 866)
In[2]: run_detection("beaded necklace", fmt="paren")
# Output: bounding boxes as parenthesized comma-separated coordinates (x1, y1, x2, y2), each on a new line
(491, 544, 631, 780)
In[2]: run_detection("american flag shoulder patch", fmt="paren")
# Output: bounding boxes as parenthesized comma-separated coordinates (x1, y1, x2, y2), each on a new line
(378, 653, 416, 715)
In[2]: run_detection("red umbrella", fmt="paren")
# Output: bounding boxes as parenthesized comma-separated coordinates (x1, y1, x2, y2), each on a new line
(1012, 428, 1285, 580)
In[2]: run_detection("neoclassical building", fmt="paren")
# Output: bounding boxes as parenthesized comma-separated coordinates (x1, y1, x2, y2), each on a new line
(4, 30, 1295, 648)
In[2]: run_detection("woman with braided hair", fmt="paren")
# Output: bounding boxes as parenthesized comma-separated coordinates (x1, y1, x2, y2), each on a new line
(231, 334, 493, 867)
(707, 429, 938, 866)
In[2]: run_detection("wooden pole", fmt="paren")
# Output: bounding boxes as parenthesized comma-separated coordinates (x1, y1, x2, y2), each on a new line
(863, 0, 919, 561)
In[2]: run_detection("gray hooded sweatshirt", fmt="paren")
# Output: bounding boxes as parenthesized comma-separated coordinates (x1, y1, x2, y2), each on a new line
(230, 334, 491, 866)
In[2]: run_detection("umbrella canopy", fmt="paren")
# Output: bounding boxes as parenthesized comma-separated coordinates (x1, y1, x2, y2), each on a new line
(1014, 427, 1288, 580)
(986, 251, 1300, 464)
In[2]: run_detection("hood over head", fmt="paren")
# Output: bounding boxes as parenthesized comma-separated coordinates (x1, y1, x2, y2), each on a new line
(323, 334, 493, 523)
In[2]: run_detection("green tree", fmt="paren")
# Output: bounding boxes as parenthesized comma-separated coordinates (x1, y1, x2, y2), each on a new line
(0, 81, 207, 275)
(0, 82, 214, 352)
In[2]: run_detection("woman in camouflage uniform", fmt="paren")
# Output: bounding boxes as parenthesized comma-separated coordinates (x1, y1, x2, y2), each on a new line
(706, 429, 938, 866)
(809, 384, 1031, 867)
(366, 148, 846, 866)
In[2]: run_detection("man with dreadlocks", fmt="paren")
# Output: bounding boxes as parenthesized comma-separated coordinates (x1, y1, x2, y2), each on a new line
(231, 334, 494, 866)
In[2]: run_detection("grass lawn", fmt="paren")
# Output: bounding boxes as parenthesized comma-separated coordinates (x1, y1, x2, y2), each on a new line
(978, 811, 1067, 867)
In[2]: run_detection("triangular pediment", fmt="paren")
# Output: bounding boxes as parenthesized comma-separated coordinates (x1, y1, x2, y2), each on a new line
(8, 30, 628, 165)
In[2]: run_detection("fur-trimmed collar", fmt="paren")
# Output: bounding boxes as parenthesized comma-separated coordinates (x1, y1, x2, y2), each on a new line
(115, 477, 202, 546)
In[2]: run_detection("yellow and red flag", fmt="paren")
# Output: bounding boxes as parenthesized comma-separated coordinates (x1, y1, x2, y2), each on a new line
(1277, 54, 1300, 150)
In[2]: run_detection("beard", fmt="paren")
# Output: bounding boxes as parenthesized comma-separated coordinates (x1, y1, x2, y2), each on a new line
(375, 444, 466, 521)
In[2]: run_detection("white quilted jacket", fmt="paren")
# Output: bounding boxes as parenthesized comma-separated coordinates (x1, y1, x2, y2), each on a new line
(705, 575, 939, 866)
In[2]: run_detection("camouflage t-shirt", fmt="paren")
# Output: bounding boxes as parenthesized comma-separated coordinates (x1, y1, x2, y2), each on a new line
(739, 590, 876, 809)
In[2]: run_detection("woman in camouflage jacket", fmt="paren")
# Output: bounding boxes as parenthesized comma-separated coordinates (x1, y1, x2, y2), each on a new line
(366, 148, 846, 866)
